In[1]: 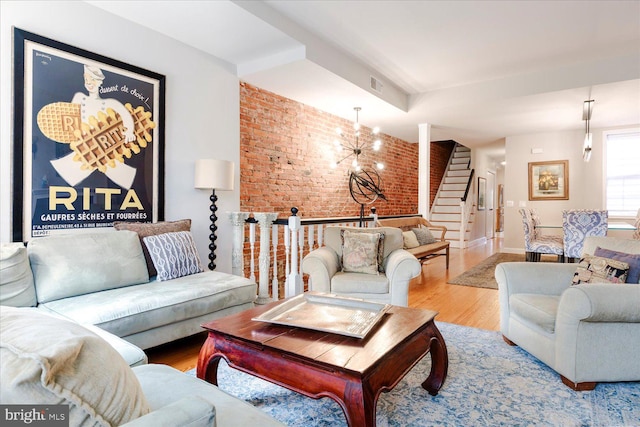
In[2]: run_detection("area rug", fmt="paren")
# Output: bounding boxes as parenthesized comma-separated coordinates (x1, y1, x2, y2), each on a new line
(447, 252, 556, 289)
(187, 322, 640, 426)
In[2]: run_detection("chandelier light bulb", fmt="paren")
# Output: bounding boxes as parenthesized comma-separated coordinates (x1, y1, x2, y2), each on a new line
(336, 127, 343, 135)
(330, 161, 338, 169)
(355, 164, 362, 172)
(372, 126, 380, 135)
(376, 162, 384, 170)
(354, 122, 360, 131)
(352, 158, 359, 168)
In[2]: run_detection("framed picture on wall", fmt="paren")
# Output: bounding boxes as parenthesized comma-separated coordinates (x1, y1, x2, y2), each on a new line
(12, 28, 165, 241)
(477, 177, 486, 210)
(528, 160, 569, 201)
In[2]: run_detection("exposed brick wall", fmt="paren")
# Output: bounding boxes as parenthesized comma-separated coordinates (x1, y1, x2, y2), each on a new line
(429, 140, 456, 208)
(239, 82, 419, 297)
(240, 82, 418, 218)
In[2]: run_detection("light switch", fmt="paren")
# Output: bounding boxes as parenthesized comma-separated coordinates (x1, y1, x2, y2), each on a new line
(506, 200, 514, 207)
(519, 201, 527, 207)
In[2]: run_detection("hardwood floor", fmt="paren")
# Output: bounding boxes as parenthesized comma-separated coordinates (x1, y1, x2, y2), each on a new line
(146, 238, 502, 372)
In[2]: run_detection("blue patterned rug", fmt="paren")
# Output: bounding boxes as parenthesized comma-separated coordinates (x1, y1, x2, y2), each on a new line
(187, 322, 640, 426)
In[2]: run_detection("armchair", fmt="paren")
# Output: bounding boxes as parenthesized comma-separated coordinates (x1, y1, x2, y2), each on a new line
(302, 226, 421, 306)
(496, 236, 640, 390)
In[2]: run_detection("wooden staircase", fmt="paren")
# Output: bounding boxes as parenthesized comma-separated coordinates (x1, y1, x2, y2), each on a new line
(430, 144, 474, 248)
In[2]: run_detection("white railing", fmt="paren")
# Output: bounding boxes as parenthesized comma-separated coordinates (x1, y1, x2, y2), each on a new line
(229, 208, 416, 303)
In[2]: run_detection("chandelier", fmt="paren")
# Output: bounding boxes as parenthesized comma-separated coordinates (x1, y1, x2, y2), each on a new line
(330, 107, 384, 171)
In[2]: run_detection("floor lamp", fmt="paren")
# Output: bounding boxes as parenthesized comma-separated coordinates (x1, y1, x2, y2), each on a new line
(194, 159, 235, 270)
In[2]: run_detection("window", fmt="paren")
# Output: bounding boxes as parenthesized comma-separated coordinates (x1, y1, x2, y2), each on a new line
(605, 130, 640, 217)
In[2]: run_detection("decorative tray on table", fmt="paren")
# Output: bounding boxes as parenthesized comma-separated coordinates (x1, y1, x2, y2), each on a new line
(252, 292, 390, 339)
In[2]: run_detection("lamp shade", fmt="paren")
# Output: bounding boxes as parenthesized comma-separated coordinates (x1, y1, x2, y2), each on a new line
(194, 159, 234, 190)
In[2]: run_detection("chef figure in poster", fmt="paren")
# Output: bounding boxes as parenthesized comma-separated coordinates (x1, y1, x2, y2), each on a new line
(48, 64, 138, 189)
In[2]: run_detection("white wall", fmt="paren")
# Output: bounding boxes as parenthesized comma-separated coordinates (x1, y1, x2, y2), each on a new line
(503, 125, 637, 252)
(1, 1, 240, 272)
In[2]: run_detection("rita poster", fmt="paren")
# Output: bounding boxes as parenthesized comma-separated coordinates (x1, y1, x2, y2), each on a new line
(13, 29, 165, 240)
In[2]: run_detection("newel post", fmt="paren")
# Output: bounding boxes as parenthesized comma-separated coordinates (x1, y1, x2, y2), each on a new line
(247, 217, 257, 283)
(254, 212, 278, 304)
(228, 212, 249, 277)
(287, 207, 303, 297)
(370, 207, 378, 227)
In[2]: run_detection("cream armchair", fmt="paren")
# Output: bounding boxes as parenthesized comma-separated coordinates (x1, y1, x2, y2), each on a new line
(302, 226, 421, 306)
(496, 237, 640, 390)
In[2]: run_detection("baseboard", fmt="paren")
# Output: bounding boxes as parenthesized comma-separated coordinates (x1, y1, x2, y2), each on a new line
(466, 237, 486, 248)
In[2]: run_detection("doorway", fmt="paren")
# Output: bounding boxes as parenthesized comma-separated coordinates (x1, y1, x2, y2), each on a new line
(486, 171, 496, 239)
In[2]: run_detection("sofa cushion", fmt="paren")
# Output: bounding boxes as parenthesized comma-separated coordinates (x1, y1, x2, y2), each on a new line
(571, 255, 629, 285)
(39, 271, 257, 339)
(28, 231, 149, 303)
(412, 227, 437, 245)
(594, 247, 640, 284)
(331, 271, 389, 294)
(402, 231, 420, 249)
(143, 231, 203, 281)
(0, 307, 150, 426)
(510, 294, 560, 334)
(341, 230, 383, 274)
(114, 219, 191, 277)
(0, 243, 36, 307)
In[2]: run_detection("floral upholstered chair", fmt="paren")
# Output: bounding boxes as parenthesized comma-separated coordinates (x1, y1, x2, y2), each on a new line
(562, 210, 608, 262)
(519, 208, 564, 262)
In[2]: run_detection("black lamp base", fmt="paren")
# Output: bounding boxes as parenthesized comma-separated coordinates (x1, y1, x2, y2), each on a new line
(208, 189, 218, 270)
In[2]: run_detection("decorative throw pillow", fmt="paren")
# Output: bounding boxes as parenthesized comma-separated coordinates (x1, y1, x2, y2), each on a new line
(0, 243, 37, 307)
(412, 227, 437, 245)
(0, 307, 150, 426)
(402, 231, 420, 249)
(143, 231, 204, 281)
(340, 228, 386, 272)
(594, 247, 640, 284)
(114, 219, 192, 277)
(341, 230, 383, 275)
(571, 255, 630, 285)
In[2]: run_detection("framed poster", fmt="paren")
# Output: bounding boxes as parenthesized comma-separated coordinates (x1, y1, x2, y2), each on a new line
(477, 177, 486, 211)
(528, 160, 569, 201)
(13, 28, 165, 241)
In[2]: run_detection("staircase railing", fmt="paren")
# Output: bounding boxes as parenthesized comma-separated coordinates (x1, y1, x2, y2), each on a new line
(461, 168, 475, 203)
(459, 168, 475, 248)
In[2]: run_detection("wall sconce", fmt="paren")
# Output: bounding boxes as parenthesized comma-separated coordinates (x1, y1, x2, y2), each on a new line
(582, 99, 594, 162)
(194, 159, 234, 270)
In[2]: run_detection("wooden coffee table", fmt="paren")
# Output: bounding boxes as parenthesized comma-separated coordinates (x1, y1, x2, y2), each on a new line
(197, 294, 448, 427)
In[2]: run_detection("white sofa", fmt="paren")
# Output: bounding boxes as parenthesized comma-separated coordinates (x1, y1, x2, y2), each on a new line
(1, 228, 285, 426)
(496, 236, 640, 390)
(1, 229, 256, 350)
(1, 306, 283, 427)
